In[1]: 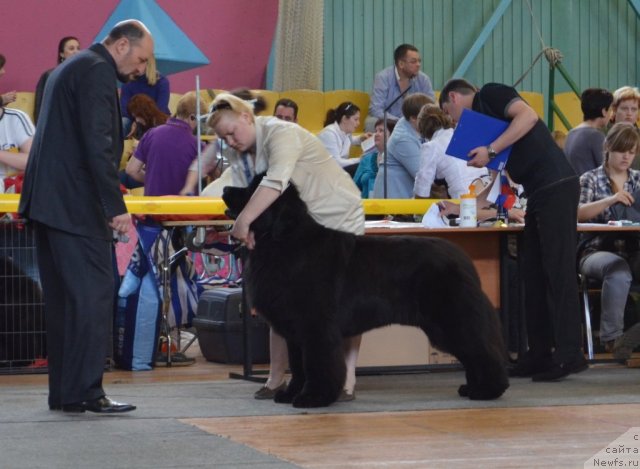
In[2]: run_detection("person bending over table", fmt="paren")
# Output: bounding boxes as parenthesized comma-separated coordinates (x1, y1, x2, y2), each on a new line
(440, 79, 586, 382)
(577, 122, 640, 360)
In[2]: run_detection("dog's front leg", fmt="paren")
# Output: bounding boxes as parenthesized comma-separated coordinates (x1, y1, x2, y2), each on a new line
(274, 339, 305, 404)
(292, 326, 345, 408)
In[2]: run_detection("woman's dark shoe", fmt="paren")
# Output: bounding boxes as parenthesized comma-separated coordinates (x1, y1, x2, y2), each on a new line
(62, 396, 136, 413)
(254, 381, 287, 400)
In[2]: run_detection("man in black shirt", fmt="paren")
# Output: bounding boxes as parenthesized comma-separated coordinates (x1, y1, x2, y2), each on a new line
(439, 79, 587, 381)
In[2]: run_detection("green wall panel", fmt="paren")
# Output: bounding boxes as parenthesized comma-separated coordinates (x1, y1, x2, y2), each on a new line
(324, 0, 639, 100)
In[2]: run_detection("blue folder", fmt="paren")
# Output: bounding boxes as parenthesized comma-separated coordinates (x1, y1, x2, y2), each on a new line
(445, 109, 513, 171)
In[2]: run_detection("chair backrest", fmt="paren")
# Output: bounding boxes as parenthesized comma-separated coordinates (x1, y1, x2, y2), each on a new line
(6, 92, 35, 123)
(278, 89, 325, 133)
(324, 90, 370, 133)
(519, 91, 545, 119)
(553, 91, 582, 132)
(251, 89, 280, 117)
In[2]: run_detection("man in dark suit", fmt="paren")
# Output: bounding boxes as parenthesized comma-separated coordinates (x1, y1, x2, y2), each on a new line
(18, 20, 154, 413)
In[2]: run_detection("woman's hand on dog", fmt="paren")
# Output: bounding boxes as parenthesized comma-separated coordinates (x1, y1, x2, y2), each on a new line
(226, 216, 256, 249)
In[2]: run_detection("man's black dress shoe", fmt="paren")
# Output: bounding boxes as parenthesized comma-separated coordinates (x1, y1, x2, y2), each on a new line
(507, 352, 553, 378)
(531, 355, 589, 382)
(62, 396, 136, 413)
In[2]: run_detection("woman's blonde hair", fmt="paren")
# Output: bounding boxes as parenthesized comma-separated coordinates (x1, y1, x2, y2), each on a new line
(417, 103, 452, 140)
(145, 55, 158, 86)
(611, 86, 640, 112)
(206, 93, 255, 129)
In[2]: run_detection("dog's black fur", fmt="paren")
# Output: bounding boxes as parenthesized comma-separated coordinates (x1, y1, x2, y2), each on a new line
(223, 175, 509, 408)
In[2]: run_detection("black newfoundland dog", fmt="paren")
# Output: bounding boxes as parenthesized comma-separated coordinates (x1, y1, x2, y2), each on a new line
(223, 175, 509, 408)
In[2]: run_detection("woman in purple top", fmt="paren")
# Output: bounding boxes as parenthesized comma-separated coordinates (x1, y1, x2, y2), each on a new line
(125, 92, 205, 196)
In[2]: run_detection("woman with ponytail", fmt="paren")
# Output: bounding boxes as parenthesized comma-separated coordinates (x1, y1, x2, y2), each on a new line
(317, 101, 371, 176)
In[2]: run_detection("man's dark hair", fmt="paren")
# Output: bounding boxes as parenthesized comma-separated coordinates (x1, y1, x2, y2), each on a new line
(229, 87, 267, 114)
(274, 98, 298, 119)
(438, 78, 478, 108)
(0, 54, 5, 69)
(394, 44, 419, 65)
(580, 88, 614, 121)
(374, 117, 395, 134)
(104, 20, 146, 47)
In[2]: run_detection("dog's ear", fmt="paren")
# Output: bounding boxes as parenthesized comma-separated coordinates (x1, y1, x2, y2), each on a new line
(222, 185, 251, 218)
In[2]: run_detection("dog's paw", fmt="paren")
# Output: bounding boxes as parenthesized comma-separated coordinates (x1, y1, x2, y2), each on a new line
(465, 383, 509, 400)
(292, 392, 334, 408)
(274, 388, 296, 404)
(457, 384, 469, 397)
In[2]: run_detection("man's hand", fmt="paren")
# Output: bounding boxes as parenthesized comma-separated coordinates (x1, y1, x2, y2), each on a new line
(467, 146, 490, 168)
(1, 91, 17, 106)
(437, 200, 460, 217)
(109, 213, 131, 235)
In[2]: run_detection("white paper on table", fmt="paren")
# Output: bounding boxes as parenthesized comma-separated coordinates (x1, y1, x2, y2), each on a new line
(360, 136, 375, 153)
(421, 203, 450, 228)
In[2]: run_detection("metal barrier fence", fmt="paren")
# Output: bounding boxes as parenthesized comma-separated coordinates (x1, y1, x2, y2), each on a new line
(0, 219, 47, 374)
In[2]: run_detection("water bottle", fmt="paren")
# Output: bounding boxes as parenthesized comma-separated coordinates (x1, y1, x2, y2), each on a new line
(459, 185, 477, 227)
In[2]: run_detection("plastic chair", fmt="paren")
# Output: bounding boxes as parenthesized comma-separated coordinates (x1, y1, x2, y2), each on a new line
(519, 91, 545, 120)
(251, 89, 280, 117)
(278, 89, 325, 133)
(578, 273, 595, 360)
(6, 92, 35, 122)
(553, 92, 582, 132)
(324, 90, 371, 133)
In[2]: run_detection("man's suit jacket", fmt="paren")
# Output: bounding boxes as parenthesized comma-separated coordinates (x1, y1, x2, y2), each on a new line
(19, 43, 127, 241)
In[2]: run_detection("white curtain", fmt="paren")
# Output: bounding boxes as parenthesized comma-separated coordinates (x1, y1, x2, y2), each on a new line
(272, 0, 323, 91)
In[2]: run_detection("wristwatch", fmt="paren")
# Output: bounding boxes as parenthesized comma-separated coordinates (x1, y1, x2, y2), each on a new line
(487, 146, 497, 160)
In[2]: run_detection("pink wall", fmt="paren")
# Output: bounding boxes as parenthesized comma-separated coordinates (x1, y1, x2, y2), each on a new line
(0, 0, 279, 93)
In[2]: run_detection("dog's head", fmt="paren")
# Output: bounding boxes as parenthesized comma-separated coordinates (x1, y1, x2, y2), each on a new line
(222, 173, 313, 239)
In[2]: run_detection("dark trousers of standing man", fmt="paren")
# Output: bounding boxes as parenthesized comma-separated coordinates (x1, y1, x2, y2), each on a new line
(523, 176, 583, 363)
(34, 222, 113, 407)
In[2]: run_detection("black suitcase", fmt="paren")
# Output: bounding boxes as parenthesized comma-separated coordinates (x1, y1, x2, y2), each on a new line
(193, 287, 270, 364)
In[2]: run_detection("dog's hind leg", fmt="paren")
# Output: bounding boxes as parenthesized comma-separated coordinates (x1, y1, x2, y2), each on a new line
(274, 340, 305, 404)
(424, 285, 509, 400)
(292, 326, 345, 408)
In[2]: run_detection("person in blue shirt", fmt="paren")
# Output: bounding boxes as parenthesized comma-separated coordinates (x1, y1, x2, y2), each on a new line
(372, 93, 433, 198)
(365, 44, 435, 131)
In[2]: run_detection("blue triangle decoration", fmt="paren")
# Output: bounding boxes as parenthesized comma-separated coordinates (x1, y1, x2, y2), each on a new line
(94, 0, 210, 75)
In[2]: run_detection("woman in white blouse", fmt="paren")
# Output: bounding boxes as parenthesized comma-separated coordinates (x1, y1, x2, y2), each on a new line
(414, 104, 488, 198)
(318, 102, 371, 176)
